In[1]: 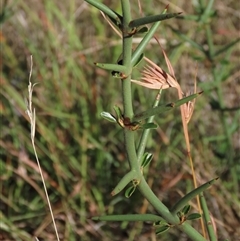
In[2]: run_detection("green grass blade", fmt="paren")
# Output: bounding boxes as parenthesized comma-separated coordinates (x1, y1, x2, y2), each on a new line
(92, 214, 164, 222)
(200, 0, 214, 23)
(213, 38, 240, 57)
(171, 27, 205, 52)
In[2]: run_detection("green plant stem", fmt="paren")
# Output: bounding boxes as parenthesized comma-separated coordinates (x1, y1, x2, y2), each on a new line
(131, 21, 160, 67)
(125, 133, 141, 171)
(200, 193, 217, 241)
(111, 170, 138, 195)
(179, 222, 208, 241)
(121, 0, 133, 118)
(129, 12, 181, 28)
(84, 0, 122, 25)
(131, 6, 168, 67)
(138, 177, 206, 241)
(138, 176, 177, 223)
(171, 178, 218, 214)
(120, 0, 140, 172)
(137, 89, 162, 162)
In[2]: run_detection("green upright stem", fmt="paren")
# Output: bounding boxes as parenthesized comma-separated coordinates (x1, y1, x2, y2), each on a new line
(121, 0, 133, 118)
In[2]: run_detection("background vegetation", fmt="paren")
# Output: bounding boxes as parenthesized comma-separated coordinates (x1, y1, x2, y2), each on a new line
(1, 0, 239, 240)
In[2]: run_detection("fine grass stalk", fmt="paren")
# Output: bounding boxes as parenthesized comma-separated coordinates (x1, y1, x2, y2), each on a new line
(26, 56, 60, 241)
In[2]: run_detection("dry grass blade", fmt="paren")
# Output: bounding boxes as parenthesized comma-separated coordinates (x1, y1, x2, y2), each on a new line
(154, 37, 176, 80)
(26, 56, 60, 241)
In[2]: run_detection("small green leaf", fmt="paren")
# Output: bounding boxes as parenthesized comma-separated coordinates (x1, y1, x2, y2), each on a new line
(113, 106, 124, 127)
(111, 171, 137, 196)
(136, 26, 148, 34)
(141, 152, 153, 168)
(182, 205, 191, 215)
(100, 112, 116, 122)
(154, 220, 168, 226)
(113, 106, 122, 119)
(129, 12, 182, 28)
(140, 122, 158, 130)
(95, 62, 127, 73)
(155, 225, 170, 235)
(174, 91, 203, 108)
(125, 186, 136, 198)
(177, 211, 183, 218)
(186, 213, 201, 221)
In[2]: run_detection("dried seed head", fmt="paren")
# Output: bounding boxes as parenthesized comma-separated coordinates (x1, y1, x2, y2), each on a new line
(182, 76, 197, 124)
(131, 43, 198, 125)
(131, 57, 181, 90)
(183, 97, 195, 124)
